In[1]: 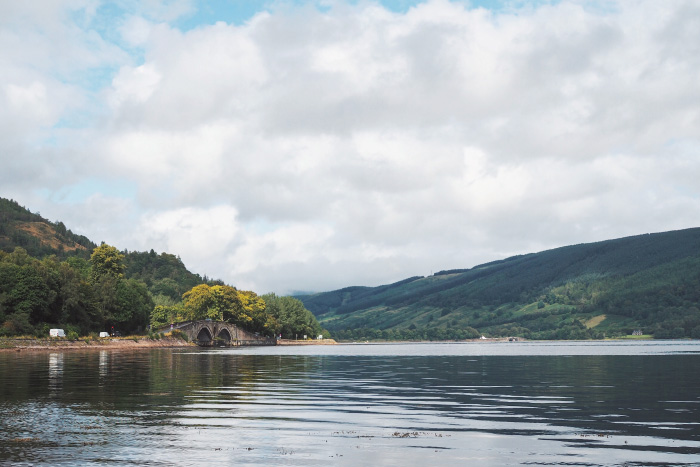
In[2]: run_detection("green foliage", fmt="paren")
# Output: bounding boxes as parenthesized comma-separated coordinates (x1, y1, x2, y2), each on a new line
(150, 304, 185, 329)
(0, 198, 209, 337)
(124, 250, 205, 299)
(65, 257, 91, 280)
(182, 284, 219, 321)
(90, 244, 125, 281)
(0, 245, 152, 337)
(262, 293, 324, 339)
(302, 228, 700, 340)
(4, 195, 699, 341)
(333, 325, 480, 341)
(115, 278, 153, 332)
(238, 290, 276, 333)
(152, 294, 179, 307)
(180, 285, 275, 335)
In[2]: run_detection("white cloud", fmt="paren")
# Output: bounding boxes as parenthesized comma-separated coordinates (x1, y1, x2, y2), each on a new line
(3, 0, 700, 294)
(109, 64, 161, 106)
(132, 205, 241, 280)
(119, 16, 154, 47)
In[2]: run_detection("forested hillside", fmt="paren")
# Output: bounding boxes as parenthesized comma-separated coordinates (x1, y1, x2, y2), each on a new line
(0, 197, 326, 339)
(299, 229, 700, 340)
(0, 198, 95, 258)
(124, 250, 211, 303)
(3, 197, 698, 341)
(1, 198, 208, 299)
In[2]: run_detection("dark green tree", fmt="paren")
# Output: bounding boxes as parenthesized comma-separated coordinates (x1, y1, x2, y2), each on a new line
(262, 293, 325, 339)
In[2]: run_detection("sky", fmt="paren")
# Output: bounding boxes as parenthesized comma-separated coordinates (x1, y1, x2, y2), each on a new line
(2, 0, 699, 295)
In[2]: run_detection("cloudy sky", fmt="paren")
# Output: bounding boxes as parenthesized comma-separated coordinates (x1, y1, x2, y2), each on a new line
(2, 0, 699, 294)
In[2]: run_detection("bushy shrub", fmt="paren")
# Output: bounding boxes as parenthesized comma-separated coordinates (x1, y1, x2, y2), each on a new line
(171, 329, 188, 342)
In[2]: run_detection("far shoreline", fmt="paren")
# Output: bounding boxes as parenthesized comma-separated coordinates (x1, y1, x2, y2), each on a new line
(0, 336, 194, 352)
(0, 336, 338, 352)
(2, 336, 673, 353)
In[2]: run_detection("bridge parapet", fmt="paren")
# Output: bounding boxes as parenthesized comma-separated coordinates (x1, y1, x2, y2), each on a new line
(156, 320, 276, 347)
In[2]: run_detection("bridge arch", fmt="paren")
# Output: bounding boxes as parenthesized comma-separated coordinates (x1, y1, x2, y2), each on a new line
(196, 326, 213, 344)
(217, 328, 232, 346)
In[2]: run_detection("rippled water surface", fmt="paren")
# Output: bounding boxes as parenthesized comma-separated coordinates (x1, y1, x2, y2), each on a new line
(1, 341, 700, 466)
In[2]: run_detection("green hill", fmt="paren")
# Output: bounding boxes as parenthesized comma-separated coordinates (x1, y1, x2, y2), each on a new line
(0, 198, 96, 258)
(0, 197, 325, 340)
(0, 198, 208, 299)
(298, 229, 700, 340)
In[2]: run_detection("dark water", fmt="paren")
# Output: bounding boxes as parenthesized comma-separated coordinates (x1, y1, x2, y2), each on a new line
(1, 341, 699, 466)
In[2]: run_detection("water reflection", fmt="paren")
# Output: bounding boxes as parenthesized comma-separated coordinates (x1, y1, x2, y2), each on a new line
(98, 350, 108, 378)
(0, 344, 699, 466)
(48, 353, 63, 397)
(48, 352, 63, 378)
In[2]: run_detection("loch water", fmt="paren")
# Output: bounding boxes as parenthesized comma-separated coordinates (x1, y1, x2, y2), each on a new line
(1, 341, 699, 466)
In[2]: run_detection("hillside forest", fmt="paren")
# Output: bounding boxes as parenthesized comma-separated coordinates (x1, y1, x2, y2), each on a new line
(0, 198, 326, 339)
(299, 228, 700, 341)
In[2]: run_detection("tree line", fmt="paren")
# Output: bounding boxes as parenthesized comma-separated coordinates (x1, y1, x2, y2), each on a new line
(333, 326, 481, 341)
(0, 244, 327, 339)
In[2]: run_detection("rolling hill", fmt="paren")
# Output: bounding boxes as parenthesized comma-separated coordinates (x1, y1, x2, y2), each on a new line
(0, 197, 208, 300)
(298, 229, 700, 340)
(0, 197, 325, 339)
(0, 198, 95, 258)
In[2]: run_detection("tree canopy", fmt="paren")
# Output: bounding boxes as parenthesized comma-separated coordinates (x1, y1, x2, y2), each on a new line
(180, 284, 280, 336)
(90, 244, 125, 280)
(262, 293, 325, 339)
(0, 245, 152, 337)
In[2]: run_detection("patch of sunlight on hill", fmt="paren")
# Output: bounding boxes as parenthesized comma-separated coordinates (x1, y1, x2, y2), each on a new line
(584, 314, 606, 328)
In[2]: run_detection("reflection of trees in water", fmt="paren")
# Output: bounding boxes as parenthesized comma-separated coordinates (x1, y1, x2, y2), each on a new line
(0, 351, 698, 444)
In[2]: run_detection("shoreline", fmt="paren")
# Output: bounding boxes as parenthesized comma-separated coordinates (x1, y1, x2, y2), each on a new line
(0, 336, 194, 352)
(277, 339, 338, 345)
(0, 337, 339, 352)
(2, 336, 664, 353)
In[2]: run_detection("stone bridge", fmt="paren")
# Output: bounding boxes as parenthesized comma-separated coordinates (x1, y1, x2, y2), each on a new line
(158, 320, 276, 347)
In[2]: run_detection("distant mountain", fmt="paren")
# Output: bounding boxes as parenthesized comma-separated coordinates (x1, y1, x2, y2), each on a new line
(0, 197, 207, 299)
(298, 229, 700, 340)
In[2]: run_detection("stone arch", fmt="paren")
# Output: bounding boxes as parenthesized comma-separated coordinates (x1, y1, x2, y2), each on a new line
(196, 326, 213, 344)
(216, 328, 232, 346)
